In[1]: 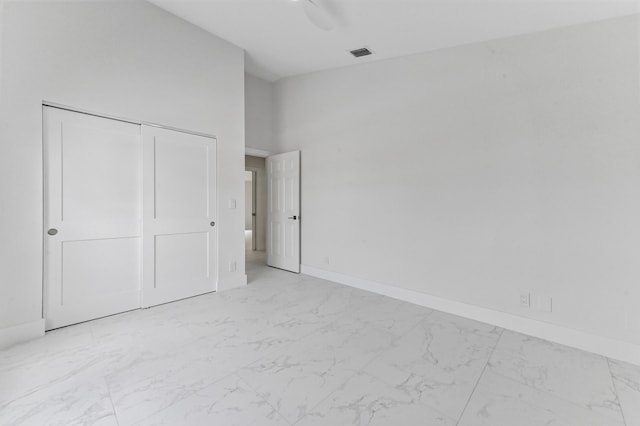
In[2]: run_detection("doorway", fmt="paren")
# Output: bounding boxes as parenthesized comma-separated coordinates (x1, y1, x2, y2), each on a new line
(245, 170, 256, 251)
(245, 155, 267, 269)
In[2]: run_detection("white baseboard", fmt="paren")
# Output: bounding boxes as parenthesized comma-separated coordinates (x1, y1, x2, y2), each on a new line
(217, 274, 248, 292)
(301, 264, 640, 366)
(0, 319, 45, 349)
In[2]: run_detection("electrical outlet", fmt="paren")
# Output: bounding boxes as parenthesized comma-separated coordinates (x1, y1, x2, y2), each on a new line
(229, 261, 236, 272)
(228, 199, 237, 209)
(540, 296, 553, 312)
(531, 294, 553, 312)
(520, 292, 530, 308)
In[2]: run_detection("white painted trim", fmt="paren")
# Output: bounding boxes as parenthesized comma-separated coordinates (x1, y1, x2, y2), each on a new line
(217, 274, 248, 292)
(43, 102, 217, 139)
(142, 122, 216, 140)
(0, 319, 45, 349)
(0, 1, 4, 106)
(301, 264, 640, 366)
(245, 168, 259, 250)
(245, 146, 271, 157)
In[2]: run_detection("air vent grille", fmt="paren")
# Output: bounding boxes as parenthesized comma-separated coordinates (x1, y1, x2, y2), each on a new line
(350, 47, 372, 58)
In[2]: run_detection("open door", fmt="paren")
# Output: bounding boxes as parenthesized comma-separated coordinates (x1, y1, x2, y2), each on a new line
(266, 151, 300, 272)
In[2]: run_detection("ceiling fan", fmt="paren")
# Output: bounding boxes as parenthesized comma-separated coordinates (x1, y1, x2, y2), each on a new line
(299, 0, 339, 31)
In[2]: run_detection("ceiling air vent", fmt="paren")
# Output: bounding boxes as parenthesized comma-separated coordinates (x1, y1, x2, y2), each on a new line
(350, 47, 373, 58)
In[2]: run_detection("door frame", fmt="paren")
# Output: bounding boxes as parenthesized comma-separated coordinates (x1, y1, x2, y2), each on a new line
(245, 167, 259, 251)
(244, 147, 272, 256)
(43, 101, 217, 139)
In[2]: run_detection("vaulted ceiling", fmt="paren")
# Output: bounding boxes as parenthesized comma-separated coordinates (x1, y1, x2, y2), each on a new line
(150, 0, 638, 81)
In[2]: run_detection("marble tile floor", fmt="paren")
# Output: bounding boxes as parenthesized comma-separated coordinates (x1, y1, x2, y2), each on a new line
(1, 252, 639, 426)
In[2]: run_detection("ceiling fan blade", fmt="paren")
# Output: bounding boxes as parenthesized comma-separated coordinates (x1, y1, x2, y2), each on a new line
(303, 0, 338, 31)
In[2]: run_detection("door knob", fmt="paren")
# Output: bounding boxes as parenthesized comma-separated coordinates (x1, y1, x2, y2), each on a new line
(288, 215, 298, 220)
(210, 221, 215, 227)
(47, 228, 58, 236)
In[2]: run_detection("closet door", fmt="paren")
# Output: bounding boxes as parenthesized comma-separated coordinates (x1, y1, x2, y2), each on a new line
(142, 126, 217, 307)
(43, 107, 142, 330)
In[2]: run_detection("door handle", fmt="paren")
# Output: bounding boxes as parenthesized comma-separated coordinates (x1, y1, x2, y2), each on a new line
(288, 215, 298, 220)
(47, 228, 58, 236)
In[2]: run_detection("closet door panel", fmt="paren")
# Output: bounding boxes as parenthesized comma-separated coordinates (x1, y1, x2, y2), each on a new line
(142, 126, 217, 307)
(43, 107, 142, 330)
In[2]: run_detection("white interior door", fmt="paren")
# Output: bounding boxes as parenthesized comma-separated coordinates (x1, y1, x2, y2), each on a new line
(43, 107, 142, 330)
(142, 126, 217, 307)
(267, 151, 300, 272)
(252, 171, 257, 251)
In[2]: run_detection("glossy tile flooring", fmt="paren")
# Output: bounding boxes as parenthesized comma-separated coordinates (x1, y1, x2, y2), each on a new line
(1, 252, 639, 426)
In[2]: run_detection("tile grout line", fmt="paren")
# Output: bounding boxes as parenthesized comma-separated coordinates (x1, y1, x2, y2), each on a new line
(287, 346, 391, 425)
(292, 368, 361, 425)
(606, 357, 629, 426)
(241, 319, 408, 425)
(480, 351, 629, 424)
(130, 368, 255, 425)
(235, 374, 295, 426)
(186, 278, 385, 425)
(236, 275, 413, 371)
(0, 270, 410, 425)
(455, 327, 504, 426)
(351, 310, 458, 423)
(246, 299, 460, 425)
(103, 376, 120, 426)
(93, 281, 313, 426)
(289, 310, 437, 425)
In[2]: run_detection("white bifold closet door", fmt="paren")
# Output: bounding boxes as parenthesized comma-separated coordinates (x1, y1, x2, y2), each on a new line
(141, 125, 217, 308)
(44, 107, 218, 330)
(43, 107, 143, 330)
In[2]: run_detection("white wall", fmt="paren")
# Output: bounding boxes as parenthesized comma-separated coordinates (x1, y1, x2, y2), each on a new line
(244, 73, 271, 251)
(0, 0, 246, 344)
(274, 16, 640, 349)
(246, 155, 267, 251)
(245, 73, 273, 153)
